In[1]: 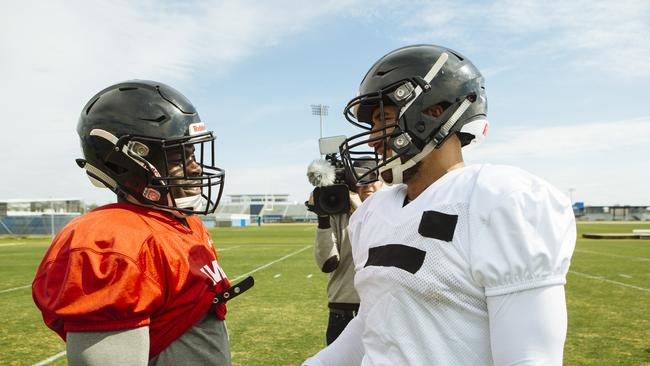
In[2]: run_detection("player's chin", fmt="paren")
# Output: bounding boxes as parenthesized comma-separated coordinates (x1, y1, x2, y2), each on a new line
(172, 187, 201, 198)
(380, 169, 394, 185)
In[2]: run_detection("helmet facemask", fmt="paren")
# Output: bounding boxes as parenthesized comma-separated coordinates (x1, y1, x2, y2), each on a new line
(342, 87, 410, 185)
(120, 131, 225, 216)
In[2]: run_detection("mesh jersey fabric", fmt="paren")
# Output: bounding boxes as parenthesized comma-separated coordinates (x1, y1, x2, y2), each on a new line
(32, 203, 231, 359)
(347, 164, 576, 365)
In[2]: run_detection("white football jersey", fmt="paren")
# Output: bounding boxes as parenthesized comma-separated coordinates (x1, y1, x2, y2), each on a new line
(347, 164, 576, 366)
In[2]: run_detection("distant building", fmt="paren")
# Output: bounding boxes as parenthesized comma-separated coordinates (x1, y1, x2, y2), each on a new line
(578, 205, 650, 221)
(0, 198, 84, 215)
(0, 198, 84, 235)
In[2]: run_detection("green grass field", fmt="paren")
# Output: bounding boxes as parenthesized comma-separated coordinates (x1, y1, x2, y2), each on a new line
(0, 222, 649, 365)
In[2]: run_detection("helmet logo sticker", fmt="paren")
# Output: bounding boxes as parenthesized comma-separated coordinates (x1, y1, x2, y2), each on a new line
(128, 141, 150, 157)
(143, 187, 161, 201)
(189, 122, 206, 136)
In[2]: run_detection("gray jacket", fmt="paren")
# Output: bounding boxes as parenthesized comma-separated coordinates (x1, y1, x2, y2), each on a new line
(314, 213, 360, 307)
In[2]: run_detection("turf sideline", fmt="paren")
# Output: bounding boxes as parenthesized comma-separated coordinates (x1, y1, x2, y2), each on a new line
(569, 270, 650, 293)
(574, 249, 650, 261)
(0, 284, 31, 294)
(229, 245, 311, 282)
(32, 351, 66, 366)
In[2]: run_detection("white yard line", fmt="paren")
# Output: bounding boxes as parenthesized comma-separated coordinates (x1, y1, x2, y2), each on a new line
(32, 351, 66, 366)
(0, 284, 31, 294)
(574, 249, 650, 261)
(569, 270, 650, 293)
(230, 245, 311, 282)
(234, 244, 306, 248)
(0, 243, 22, 247)
(217, 246, 242, 252)
(273, 273, 282, 279)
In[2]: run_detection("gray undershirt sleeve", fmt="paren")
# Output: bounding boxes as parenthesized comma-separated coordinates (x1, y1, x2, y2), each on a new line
(67, 326, 149, 366)
(66, 312, 230, 366)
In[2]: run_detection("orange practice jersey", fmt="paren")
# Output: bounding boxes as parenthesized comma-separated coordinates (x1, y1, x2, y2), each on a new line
(32, 203, 231, 358)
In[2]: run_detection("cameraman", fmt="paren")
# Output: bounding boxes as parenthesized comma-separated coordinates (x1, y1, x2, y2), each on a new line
(312, 161, 382, 345)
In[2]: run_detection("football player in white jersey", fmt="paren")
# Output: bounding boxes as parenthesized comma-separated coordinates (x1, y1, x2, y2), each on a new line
(303, 44, 576, 366)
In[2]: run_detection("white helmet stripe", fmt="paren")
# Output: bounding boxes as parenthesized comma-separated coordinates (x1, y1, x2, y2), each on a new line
(83, 162, 118, 189)
(90, 128, 162, 178)
(89, 128, 119, 144)
(399, 52, 449, 119)
(439, 98, 472, 135)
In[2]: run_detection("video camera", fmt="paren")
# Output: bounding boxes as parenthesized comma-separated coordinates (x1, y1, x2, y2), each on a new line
(306, 136, 351, 216)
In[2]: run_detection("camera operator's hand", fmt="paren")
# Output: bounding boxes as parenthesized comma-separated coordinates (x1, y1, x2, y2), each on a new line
(306, 191, 332, 229)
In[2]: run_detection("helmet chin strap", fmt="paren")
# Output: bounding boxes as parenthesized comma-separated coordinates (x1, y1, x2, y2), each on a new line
(123, 194, 194, 218)
(378, 141, 436, 185)
(175, 195, 207, 211)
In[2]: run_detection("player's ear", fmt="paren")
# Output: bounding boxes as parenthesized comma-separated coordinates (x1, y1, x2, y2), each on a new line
(424, 104, 447, 118)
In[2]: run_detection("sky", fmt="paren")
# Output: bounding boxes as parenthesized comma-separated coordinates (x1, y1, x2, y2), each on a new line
(1, 0, 649, 207)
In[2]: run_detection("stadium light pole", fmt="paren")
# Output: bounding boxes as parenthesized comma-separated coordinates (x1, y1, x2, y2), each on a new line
(569, 188, 575, 204)
(311, 104, 329, 140)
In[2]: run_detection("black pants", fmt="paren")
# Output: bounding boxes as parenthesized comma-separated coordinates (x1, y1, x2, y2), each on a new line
(326, 310, 356, 345)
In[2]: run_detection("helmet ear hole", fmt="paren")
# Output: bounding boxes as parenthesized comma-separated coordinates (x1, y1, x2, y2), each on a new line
(104, 161, 128, 175)
(423, 101, 452, 118)
(457, 132, 475, 146)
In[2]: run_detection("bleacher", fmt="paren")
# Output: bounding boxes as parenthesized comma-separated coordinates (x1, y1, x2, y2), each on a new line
(215, 203, 250, 216)
(578, 206, 650, 221)
(212, 200, 316, 225)
(284, 203, 316, 222)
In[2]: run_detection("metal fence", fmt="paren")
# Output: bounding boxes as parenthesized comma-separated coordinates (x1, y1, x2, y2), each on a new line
(0, 215, 79, 236)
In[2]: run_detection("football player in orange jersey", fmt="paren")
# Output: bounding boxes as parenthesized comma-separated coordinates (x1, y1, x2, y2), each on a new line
(33, 80, 243, 365)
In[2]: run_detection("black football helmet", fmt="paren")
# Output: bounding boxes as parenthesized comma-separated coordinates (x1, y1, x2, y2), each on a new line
(76, 80, 225, 216)
(341, 44, 488, 185)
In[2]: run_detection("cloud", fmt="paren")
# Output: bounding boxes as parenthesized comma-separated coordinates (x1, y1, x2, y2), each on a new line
(0, 0, 363, 98)
(467, 116, 650, 160)
(464, 116, 650, 205)
(0, 0, 361, 202)
(1, 0, 646, 208)
(396, 0, 650, 77)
